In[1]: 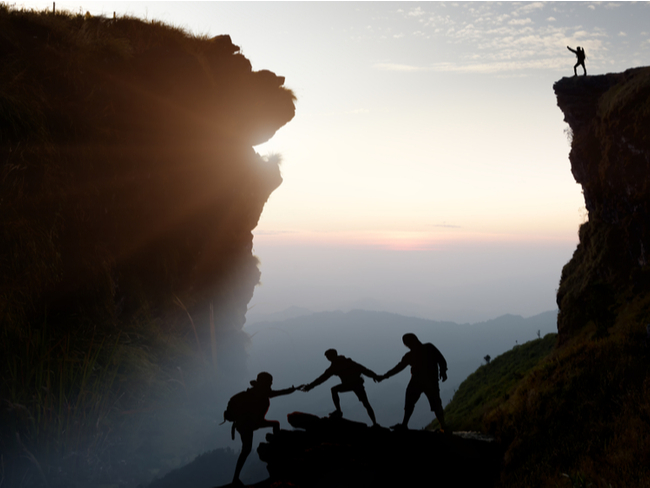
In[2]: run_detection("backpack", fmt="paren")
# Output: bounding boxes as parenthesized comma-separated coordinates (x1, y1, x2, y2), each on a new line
(221, 388, 269, 439)
(223, 389, 252, 423)
(342, 357, 364, 376)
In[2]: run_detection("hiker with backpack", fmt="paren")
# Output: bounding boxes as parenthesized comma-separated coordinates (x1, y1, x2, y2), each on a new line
(223, 372, 299, 486)
(301, 348, 381, 426)
(567, 45, 587, 76)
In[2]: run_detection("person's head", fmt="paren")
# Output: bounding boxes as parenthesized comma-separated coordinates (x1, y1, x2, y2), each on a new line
(250, 371, 273, 388)
(324, 349, 338, 361)
(402, 333, 421, 350)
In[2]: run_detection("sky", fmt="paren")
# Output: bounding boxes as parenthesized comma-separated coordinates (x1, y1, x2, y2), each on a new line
(17, 1, 650, 323)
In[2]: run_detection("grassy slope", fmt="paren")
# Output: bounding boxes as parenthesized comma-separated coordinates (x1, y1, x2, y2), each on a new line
(438, 309, 650, 488)
(434, 334, 557, 433)
(487, 302, 650, 488)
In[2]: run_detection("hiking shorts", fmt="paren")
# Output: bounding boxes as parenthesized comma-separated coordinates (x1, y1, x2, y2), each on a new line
(405, 380, 442, 412)
(333, 381, 369, 402)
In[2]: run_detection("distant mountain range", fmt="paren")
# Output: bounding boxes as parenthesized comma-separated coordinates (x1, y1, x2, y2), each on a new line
(244, 296, 496, 325)
(242, 309, 557, 431)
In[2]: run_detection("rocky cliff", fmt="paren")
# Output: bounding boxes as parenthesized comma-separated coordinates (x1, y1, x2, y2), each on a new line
(254, 413, 501, 488)
(0, 8, 294, 366)
(554, 68, 650, 344)
(477, 69, 650, 487)
(0, 7, 294, 487)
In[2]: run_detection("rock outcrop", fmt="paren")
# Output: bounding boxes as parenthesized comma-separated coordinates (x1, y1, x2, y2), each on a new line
(554, 68, 650, 343)
(480, 69, 650, 487)
(0, 9, 294, 487)
(0, 10, 295, 360)
(254, 412, 501, 488)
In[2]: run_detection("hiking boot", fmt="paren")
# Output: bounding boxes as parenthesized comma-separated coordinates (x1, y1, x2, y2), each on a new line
(328, 410, 343, 419)
(390, 423, 407, 431)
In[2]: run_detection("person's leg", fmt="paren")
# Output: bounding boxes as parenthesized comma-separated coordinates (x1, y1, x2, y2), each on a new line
(258, 419, 281, 434)
(574, 62, 579, 76)
(233, 428, 253, 483)
(425, 387, 448, 432)
(331, 383, 356, 416)
(399, 382, 421, 428)
(353, 385, 377, 426)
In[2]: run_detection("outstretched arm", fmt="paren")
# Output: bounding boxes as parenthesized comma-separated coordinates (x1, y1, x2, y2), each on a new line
(567, 46, 576, 54)
(269, 385, 298, 398)
(302, 369, 332, 392)
(382, 357, 408, 380)
(360, 365, 381, 382)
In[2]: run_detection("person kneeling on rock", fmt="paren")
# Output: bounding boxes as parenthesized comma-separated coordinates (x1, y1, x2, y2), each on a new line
(223, 372, 299, 486)
(301, 349, 381, 426)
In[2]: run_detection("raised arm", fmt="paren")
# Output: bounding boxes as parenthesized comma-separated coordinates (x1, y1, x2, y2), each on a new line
(567, 46, 576, 54)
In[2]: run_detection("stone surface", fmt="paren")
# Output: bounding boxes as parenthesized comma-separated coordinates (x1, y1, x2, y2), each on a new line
(255, 412, 502, 488)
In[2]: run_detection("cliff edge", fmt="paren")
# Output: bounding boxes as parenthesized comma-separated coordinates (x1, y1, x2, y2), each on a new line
(554, 68, 650, 344)
(0, 7, 294, 487)
(477, 69, 650, 488)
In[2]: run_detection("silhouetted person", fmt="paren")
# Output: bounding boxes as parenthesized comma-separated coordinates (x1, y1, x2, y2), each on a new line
(229, 372, 297, 486)
(567, 45, 587, 76)
(381, 333, 448, 432)
(301, 349, 380, 426)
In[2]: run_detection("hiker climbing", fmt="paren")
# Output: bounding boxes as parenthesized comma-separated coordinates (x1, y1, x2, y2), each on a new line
(380, 333, 449, 432)
(223, 372, 299, 486)
(301, 349, 381, 426)
(567, 45, 587, 76)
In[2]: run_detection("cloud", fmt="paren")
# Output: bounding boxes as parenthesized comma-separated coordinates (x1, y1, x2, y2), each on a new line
(516, 2, 545, 14)
(407, 6, 425, 17)
(374, 62, 427, 72)
(386, 3, 645, 75)
(375, 56, 570, 75)
(508, 18, 533, 26)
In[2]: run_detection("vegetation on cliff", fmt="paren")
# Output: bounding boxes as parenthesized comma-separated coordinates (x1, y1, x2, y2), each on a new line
(434, 333, 556, 433)
(0, 5, 294, 487)
(440, 69, 650, 488)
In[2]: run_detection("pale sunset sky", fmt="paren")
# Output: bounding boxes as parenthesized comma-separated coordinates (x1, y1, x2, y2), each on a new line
(19, 2, 650, 322)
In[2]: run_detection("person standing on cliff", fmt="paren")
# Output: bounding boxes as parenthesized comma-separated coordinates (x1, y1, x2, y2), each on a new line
(226, 372, 298, 486)
(567, 45, 587, 76)
(301, 349, 381, 426)
(380, 333, 449, 432)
